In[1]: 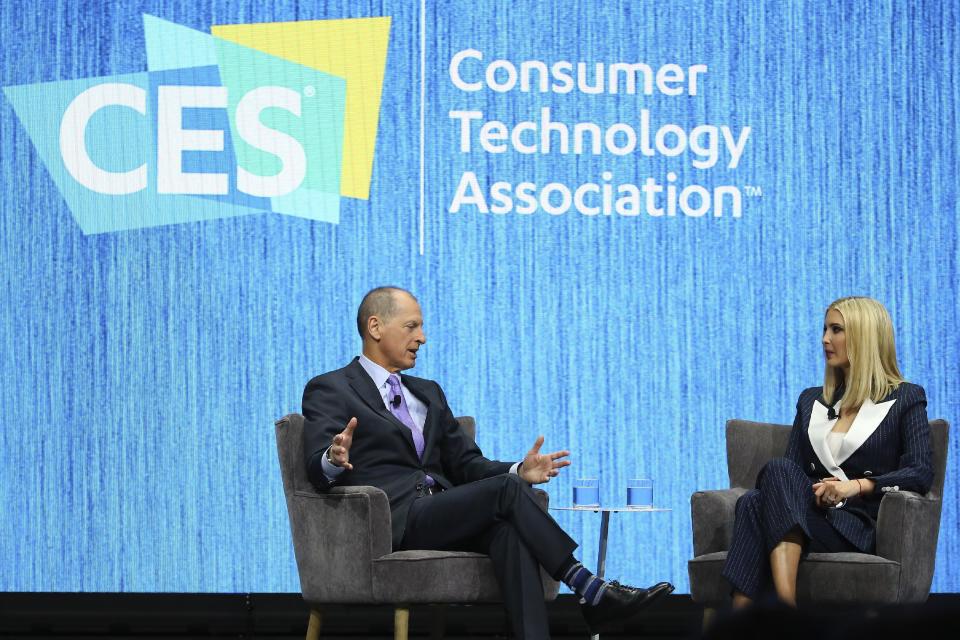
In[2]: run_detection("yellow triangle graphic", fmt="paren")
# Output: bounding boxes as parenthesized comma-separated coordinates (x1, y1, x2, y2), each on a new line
(212, 17, 391, 200)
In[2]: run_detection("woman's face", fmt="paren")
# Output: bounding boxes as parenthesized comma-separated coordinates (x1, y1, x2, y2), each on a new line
(822, 308, 849, 370)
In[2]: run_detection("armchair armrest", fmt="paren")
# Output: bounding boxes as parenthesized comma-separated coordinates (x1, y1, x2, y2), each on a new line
(690, 488, 749, 556)
(286, 485, 393, 604)
(875, 490, 942, 603)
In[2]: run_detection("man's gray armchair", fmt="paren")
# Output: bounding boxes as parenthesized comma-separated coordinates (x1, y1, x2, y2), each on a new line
(274, 413, 560, 640)
(687, 419, 949, 608)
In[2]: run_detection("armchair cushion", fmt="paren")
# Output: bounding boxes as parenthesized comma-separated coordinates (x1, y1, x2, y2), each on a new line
(794, 553, 900, 604)
(688, 551, 901, 605)
(373, 550, 502, 603)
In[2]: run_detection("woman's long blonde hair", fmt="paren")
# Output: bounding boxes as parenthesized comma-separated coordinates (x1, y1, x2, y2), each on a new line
(823, 296, 904, 409)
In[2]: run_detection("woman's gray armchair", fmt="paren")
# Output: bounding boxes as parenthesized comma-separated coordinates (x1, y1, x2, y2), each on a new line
(687, 419, 949, 608)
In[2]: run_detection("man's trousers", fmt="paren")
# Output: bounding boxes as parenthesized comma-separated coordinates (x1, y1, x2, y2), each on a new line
(400, 474, 578, 639)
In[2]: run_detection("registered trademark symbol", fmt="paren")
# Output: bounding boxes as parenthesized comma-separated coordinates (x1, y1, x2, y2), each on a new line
(303, 85, 315, 97)
(744, 185, 763, 197)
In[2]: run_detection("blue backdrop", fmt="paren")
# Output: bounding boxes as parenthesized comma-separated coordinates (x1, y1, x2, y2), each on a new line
(1, 0, 957, 593)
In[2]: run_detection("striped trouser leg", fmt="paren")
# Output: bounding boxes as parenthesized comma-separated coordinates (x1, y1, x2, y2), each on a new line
(755, 457, 816, 551)
(721, 457, 814, 598)
(721, 489, 767, 598)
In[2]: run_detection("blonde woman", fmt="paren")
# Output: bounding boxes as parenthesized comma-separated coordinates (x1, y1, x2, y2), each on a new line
(721, 297, 933, 607)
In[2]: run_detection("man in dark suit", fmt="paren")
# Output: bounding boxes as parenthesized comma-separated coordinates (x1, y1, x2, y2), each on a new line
(303, 286, 673, 638)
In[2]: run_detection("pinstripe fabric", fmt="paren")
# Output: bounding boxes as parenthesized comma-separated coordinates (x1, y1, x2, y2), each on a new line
(787, 383, 933, 547)
(723, 485, 768, 598)
(723, 383, 934, 597)
(721, 458, 856, 599)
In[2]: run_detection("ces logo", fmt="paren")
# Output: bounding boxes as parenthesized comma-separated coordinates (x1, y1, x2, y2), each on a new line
(5, 15, 390, 233)
(62, 82, 308, 198)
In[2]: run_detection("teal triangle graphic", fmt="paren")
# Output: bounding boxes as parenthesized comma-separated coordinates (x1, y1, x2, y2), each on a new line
(145, 15, 345, 223)
(3, 72, 263, 233)
(212, 37, 346, 223)
(3, 15, 348, 233)
(144, 14, 218, 71)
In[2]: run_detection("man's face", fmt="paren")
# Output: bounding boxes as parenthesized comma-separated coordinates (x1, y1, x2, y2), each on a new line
(369, 292, 426, 372)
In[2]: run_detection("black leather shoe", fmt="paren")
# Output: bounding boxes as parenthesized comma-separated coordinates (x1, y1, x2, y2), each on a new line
(580, 581, 674, 634)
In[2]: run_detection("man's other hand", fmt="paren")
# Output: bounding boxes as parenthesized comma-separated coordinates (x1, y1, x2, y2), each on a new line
(519, 435, 571, 484)
(329, 417, 358, 470)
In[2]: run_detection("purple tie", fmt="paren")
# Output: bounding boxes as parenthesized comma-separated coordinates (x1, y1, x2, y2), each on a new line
(386, 374, 425, 458)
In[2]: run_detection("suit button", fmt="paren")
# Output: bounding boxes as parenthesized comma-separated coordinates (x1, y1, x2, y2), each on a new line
(864, 471, 872, 477)
(810, 463, 816, 471)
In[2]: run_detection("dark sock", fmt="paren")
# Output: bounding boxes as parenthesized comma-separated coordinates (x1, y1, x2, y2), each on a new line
(561, 561, 608, 606)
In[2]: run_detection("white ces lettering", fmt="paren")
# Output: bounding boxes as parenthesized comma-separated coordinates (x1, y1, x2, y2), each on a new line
(157, 85, 229, 195)
(59, 83, 307, 197)
(235, 86, 306, 198)
(60, 83, 148, 195)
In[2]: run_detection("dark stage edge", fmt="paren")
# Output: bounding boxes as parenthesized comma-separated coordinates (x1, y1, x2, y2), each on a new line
(1, 593, 959, 639)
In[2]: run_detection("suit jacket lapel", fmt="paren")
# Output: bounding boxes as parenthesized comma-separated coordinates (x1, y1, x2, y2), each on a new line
(836, 398, 896, 465)
(346, 359, 418, 456)
(808, 398, 849, 481)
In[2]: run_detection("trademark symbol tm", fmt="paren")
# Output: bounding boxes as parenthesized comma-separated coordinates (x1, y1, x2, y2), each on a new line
(744, 185, 763, 197)
(303, 85, 315, 97)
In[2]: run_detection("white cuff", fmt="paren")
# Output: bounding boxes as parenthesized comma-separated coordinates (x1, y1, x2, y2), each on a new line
(320, 447, 345, 481)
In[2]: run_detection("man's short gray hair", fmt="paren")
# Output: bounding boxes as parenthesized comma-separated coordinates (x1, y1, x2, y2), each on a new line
(356, 286, 416, 337)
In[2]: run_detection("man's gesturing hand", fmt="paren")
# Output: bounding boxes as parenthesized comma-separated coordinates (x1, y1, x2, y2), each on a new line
(328, 417, 358, 470)
(519, 435, 571, 484)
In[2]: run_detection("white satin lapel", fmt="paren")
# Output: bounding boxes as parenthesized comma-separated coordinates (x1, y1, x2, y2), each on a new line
(835, 398, 896, 465)
(808, 400, 849, 481)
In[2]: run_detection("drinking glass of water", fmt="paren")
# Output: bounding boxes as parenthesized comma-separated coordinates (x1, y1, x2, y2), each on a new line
(573, 478, 600, 507)
(627, 478, 653, 509)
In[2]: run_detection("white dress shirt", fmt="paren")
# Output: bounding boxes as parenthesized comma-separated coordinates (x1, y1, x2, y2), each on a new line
(358, 354, 429, 431)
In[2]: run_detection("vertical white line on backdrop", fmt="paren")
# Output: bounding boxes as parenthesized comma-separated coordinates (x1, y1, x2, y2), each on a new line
(419, 0, 426, 255)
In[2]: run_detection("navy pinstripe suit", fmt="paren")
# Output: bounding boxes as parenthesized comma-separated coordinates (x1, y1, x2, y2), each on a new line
(721, 383, 933, 598)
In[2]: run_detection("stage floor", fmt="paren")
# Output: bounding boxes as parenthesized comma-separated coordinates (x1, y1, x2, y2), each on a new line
(1, 593, 958, 639)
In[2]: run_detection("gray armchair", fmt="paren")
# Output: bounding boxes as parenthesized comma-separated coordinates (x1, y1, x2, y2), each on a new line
(687, 419, 949, 608)
(274, 413, 560, 640)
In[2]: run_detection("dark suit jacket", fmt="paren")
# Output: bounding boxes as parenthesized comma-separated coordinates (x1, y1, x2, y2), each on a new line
(302, 358, 514, 548)
(785, 382, 933, 551)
